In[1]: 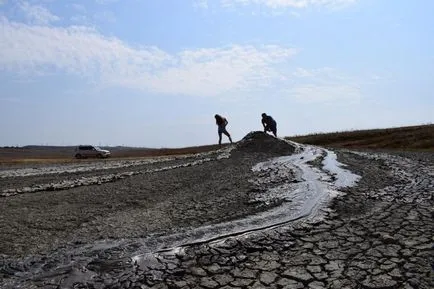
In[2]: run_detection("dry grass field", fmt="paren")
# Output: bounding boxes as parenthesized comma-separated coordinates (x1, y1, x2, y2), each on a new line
(286, 124, 434, 151)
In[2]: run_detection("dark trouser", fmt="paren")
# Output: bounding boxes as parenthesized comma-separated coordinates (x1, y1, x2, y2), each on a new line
(218, 126, 232, 145)
(265, 124, 277, 137)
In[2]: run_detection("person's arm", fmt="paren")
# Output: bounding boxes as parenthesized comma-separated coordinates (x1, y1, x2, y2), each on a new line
(224, 118, 228, 126)
(261, 118, 266, 128)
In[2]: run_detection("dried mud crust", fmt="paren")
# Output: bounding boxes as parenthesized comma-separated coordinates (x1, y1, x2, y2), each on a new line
(100, 150, 433, 289)
(1, 139, 433, 289)
(331, 151, 398, 216)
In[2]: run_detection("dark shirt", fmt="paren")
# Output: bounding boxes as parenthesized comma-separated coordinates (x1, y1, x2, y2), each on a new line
(216, 116, 227, 126)
(262, 115, 276, 127)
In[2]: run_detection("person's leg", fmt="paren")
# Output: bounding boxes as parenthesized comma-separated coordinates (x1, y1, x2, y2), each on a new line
(223, 130, 233, 143)
(218, 131, 223, 145)
(271, 125, 277, 137)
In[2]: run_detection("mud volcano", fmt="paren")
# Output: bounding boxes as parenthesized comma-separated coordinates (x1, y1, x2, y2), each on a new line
(234, 131, 296, 156)
(1, 132, 433, 288)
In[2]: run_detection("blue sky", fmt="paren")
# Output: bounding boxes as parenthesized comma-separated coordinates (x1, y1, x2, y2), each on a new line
(0, 0, 433, 147)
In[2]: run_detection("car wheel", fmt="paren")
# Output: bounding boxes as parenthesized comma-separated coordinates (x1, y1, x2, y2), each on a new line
(97, 154, 103, 158)
(75, 154, 82, 159)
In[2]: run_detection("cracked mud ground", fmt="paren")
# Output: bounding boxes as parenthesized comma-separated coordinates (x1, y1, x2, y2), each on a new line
(1, 133, 433, 289)
(122, 151, 433, 289)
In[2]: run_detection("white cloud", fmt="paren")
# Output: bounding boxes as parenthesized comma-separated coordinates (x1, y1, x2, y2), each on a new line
(287, 67, 362, 102)
(70, 3, 86, 13)
(121, 45, 297, 96)
(293, 67, 316, 77)
(70, 14, 88, 24)
(93, 10, 116, 23)
(292, 67, 345, 81)
(193, 0, 209, 9)
(220, 0, 357, 9)
(290, 84, 361, 103)
(95, 0, 119, 4)
(17, 1, 60, 25)
(69, 3, 88, 24)
(290, 11, 302, 17)
(0, 18, 297, 97)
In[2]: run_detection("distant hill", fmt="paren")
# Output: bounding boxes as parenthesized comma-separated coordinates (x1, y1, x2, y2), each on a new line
(286, 124, 434, 151)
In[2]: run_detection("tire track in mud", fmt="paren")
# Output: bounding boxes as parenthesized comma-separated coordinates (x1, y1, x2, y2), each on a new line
(0, 150, 226, 178)
(0, 149, 234, 197)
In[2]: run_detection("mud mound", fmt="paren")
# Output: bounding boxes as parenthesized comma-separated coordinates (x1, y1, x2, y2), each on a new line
(235, 131, 296, 155)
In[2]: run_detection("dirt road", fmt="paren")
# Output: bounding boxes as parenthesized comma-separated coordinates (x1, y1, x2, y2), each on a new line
(0, 132, 432, 288)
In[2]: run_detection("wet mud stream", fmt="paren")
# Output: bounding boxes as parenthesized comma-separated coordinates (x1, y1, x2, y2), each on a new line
(0, 136, 363, 288)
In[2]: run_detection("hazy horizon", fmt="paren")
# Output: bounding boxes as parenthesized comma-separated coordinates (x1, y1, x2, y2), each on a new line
(2, 123, 432, 148)
(1, 1, 433, 147)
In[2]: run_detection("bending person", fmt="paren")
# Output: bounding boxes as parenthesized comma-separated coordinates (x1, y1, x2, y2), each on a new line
(215, 114, 233, 145)
(261, 113, 277, 137)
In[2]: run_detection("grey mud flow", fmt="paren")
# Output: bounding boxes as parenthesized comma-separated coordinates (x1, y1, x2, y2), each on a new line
(0, 132, 433, 289)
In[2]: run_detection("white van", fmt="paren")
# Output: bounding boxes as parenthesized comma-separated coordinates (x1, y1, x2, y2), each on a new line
(74, 145, 111, 159)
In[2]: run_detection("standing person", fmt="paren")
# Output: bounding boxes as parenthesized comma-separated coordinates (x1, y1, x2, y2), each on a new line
(261, 113, 277, 137)
(215, 114, 233, 145)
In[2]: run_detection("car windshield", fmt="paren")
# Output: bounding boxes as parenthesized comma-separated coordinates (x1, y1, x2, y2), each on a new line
(94, 146, 102, 150)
